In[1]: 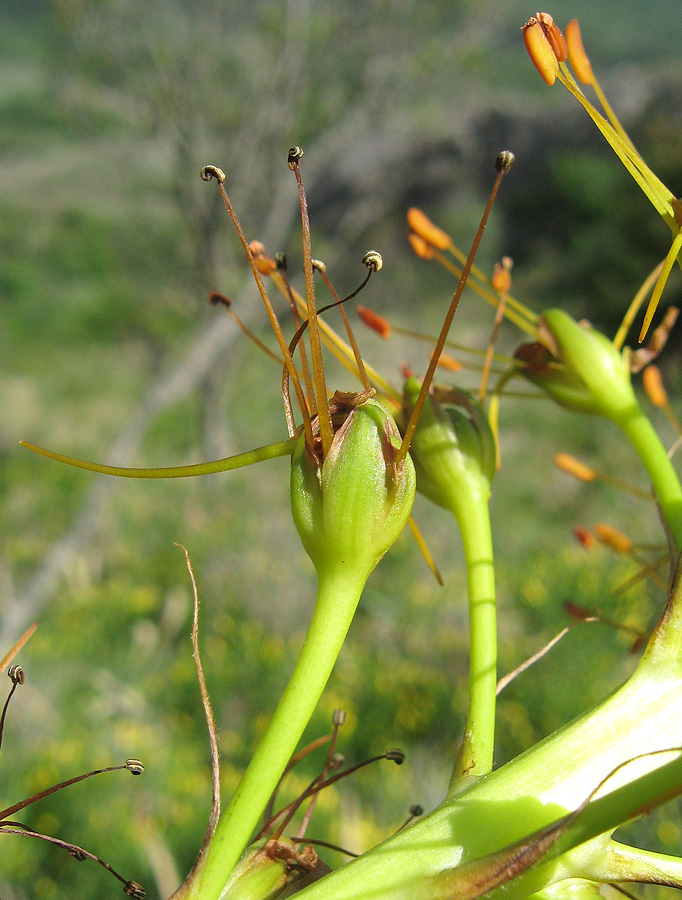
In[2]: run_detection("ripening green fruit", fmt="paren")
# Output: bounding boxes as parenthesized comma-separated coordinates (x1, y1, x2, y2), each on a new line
(402, 377, 495, 514)
(290, 396, 415, 583)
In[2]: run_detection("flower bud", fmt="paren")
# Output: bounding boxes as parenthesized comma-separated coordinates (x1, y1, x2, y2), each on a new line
(516, 309, 639, 425)
(290, 396, 415, 582)
(402, 378, 495, 513)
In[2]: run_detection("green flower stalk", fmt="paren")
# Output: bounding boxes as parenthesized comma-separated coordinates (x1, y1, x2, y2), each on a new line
(517, 309, 682, 547)
(185, 394, 415, 900)
(403, 378, 497, 790)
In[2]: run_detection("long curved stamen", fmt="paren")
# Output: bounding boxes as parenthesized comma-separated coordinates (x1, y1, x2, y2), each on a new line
(398, 151, 515, 465)
(19, 439, 297, 478)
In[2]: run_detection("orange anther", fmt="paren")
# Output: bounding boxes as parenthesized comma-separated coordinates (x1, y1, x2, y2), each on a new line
(408, 232, 435, 260)
(642, 364, 668, 409)
(406, 208, 451, 250)
(565, 18, 593, 84)
(357, 305, 391, 339)
(492, 260, 512, 294)
(521, 17, 559, 86)
(432, 350, 463, 373)
(554, 452, 596, 482)
(594, 522, 632, 554)
(248, 240, 277, 275)
(572, 526, 596, 549)
(537, 12, 568, 63)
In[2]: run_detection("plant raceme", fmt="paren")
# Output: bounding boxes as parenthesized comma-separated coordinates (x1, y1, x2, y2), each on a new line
(15, 11, 682, 900)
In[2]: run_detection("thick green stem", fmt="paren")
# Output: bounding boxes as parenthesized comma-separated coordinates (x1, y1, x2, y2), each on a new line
(292, 653, 682, 900)
(448, 489, 496, 791)
(188, 565, 367, 900)
(616, 407, 682, 549)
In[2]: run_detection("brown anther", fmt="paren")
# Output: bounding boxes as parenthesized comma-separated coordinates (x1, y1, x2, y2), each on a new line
(536, 12, 568, 62)
(565, 18, 593, 84)
(7, 664, 24, 685)
(385, 748, 405, 764)
(409, 804, 424, 817)
(330, 752, 344, 769)
(311, 258, 327, 273)
(594, 522, 633, 554)
(357, 305, 391, 339)
(287, 146, 304, 170)
(362, 250, 383, 272)
(407, 232, 435, 260)
(200, 165, 226, 184)
(573, 526, 596, 548)
(69, 848, 88, 861)
(123, 881, 146, 899)
(332, 709, 346, 726)
(207, 290, 231, 308)
(406, 208, 451, 250)
(521, 17, 559, 85)
(554, 452, 596, 482)
(125, 759, 145, 776)
(431, 349, 462, 372)
(495, 150, 515, 174)
(275, 252, 288, 271)
(564, 601, 595, 621)
(643, 365, 668, 408)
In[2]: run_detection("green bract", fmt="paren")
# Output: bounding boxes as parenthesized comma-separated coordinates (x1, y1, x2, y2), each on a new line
(517, 309, 638, 425)
(290, 395, 416, 582)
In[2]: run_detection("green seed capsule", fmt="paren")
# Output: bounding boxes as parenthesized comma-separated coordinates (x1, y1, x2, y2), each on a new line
(290, 396, 415, 582)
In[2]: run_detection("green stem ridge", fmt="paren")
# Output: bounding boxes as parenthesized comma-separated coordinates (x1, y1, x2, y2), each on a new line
(449, 489, 496, 791)
(191, 565, 368, 900)
(616, 408, 682, 549)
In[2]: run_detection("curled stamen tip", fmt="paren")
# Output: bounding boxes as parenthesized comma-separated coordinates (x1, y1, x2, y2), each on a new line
(495, 151, 515, 174)
(331, 752, 345, 768)
(386, 748, 405, 764)
(362, 250, 383, 271)
(200, 165, 226, 184)
(288, 146, 304, 169)
(8, 664, 24, 685)
(312, 258, 327, 273)
(332, 708, 346, 726)
(125, 758, 145, 776)
(124, 882, 146, 898)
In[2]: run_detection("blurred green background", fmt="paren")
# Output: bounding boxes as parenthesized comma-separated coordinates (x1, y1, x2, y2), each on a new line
(1, 1, 682, 897)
